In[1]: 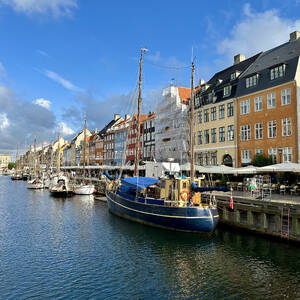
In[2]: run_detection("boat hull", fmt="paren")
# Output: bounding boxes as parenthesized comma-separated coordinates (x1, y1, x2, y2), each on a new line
(27, 183, 44, 189)
(73, 185, 95, 195)
(106, 191, 219, 233)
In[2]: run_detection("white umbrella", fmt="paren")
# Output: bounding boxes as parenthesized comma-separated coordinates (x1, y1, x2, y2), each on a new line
(259, 162, 300, 173)
(202, 165, 235, 174)
(233, 165, 260, 175)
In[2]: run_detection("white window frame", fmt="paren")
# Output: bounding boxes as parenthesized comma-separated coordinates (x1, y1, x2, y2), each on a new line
(246, 74, 258, 88)
(281, 88, 291, 106)
(254, 96, 262, 112)
(267, 93, 276, 109)
(240, 99, 250, 115)
(240, 125, 251, 141)
(223, 85, 231, 97)
(241, 149, 251, 163)
(255, 123, 263, 140)
(268, 120, 277, 138)
(268, 148, 277, 163)
(282, 118, 292, 137)
(282, 147, 292, 162)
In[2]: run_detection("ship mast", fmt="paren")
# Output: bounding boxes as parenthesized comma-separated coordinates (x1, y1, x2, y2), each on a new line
(57, 136, 61, 177)
(134, 47, 147, 177)
(190, 60, 195, 185)
(34, 135, 37, 177)
(82, 113, 87, 183)
(15, 143, 19, 174)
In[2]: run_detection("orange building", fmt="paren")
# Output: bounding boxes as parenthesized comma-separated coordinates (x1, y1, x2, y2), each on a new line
(236, 31, 300, 166)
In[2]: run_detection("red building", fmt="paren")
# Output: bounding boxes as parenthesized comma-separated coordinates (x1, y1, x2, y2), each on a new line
(126, 114, 148, 164)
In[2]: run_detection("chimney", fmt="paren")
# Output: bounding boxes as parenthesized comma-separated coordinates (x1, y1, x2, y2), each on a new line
(234, 54, 245, 65)
(199, 78, 205, 86)
(125, 114, 130, 120)
(114, 114, 120, 121)
(290, 31, 300, 41)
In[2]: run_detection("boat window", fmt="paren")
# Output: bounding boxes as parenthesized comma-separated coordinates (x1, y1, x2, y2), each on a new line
(183, 182, 187, 188)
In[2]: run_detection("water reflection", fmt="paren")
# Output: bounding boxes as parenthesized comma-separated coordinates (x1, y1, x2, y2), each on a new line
(1, 176, 300, 300)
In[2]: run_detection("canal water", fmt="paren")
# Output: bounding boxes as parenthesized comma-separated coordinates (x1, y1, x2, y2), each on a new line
(0, 176, 300, 300)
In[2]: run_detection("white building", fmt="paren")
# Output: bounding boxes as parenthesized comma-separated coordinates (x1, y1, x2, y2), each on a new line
(155, 85, 190, 164)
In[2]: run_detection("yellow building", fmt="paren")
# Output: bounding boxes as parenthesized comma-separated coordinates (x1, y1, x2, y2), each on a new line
(194, 53, 261, 167)
(0, 154, 11, 170)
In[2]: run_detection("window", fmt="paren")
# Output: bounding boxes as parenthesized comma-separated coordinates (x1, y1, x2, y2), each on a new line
(267, 93, 276, 109)
(219, 104, 225, 119)
(246, 74, 258, 88)
(197, 131, 202, 145)
(208, 93, 213, 102)
(211, 107, 216, 121)
(255, 123, 263, 140)
(254, 96, 262, 112)
(198, 153, 203, 165)
(228, 125, 234, 141)
(240, 125, 251, 141)
(282, 118, 292, 136)
(268, 120, 277, 138)
(219, 127, 225, 142)
(211, 128, 216, 143)
(211, 152, 217, 165)
(230, 73, 236, 80)
(205, 152, 210, 165)
(255, 149, 263, 155)
(270, 64, 285, 80)
(281, 88, 291, 105)
(282, 147, 292, 162)
(223, 85, 231, 97)
(241, 150, 251, 163)
(227, 102, 234, 117)
(268, 148, 277, 163)
(198, 111, 202, 124)
(204, 109, 209, 122)
(240, 99, 250, 115)
(204, 130, 210, 144)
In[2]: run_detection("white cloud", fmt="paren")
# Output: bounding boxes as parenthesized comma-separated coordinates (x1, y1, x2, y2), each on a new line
(37, 50, 49, 57)
(58, 122, 74, 136)
(218, 4, 300, 62)
(33, 98, 51, 110)
(43, 69, 81, 92)
(0, 113, 9, 130)
(0, 0, 78, 17)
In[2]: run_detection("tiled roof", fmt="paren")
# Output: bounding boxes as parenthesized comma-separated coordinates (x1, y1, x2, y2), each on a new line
(176, 86, 191, 103)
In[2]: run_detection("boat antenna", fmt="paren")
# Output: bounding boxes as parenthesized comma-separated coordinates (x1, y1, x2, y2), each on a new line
(134, 47, 148, 177)
(34, 134, 37, 178)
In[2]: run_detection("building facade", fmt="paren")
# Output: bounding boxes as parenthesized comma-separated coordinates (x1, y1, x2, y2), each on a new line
(236, 31, 300, 166)
(194, 53, 260, 167)
(142, 112, 155, 161)
(155, 86, 190, 164)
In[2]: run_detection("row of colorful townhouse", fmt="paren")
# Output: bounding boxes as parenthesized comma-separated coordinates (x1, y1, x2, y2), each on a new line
(193, 31, 300, 167)
(21, 31, 300, 169)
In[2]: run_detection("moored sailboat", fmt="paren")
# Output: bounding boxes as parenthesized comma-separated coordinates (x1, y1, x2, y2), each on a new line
(73, 114, 95, 195)
(50, 137, 72, 196)
(105, 48, 227, 233)
(11, 144, 22, 180)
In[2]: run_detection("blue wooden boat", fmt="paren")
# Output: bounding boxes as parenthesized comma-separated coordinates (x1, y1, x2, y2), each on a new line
(105, 176, 224, 233)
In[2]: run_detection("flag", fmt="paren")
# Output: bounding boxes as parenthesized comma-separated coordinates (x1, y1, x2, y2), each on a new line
(229, 191, 233, 209)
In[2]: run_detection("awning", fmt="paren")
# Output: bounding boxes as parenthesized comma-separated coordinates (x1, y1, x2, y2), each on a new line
(121, 177, 159, 192)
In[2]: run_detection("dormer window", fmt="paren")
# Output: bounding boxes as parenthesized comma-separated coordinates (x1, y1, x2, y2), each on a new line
(223, 85, 231, 97)
(230, 73, 236, 80)
(246, 74, 258, 88)
(208, 93, 213, 102)
(270, 64, 285, 80)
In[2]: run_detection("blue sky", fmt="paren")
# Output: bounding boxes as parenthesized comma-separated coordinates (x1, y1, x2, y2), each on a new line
(0, 0, 300, 156)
